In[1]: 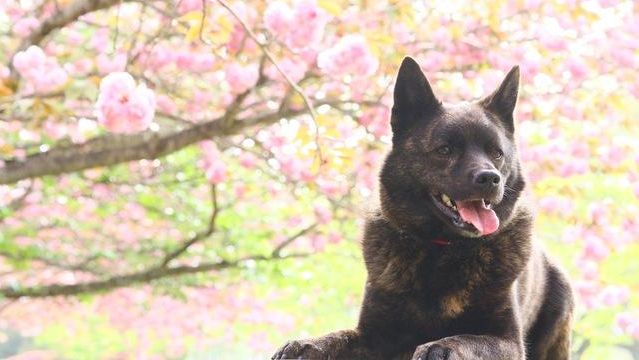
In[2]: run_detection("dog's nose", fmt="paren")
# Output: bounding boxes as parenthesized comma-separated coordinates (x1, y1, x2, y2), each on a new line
(474, 170, 501, 190)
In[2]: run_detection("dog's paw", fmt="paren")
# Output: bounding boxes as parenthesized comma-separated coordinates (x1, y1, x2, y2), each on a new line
(412, 343, 454, 360)
(271, 340, 327, 359)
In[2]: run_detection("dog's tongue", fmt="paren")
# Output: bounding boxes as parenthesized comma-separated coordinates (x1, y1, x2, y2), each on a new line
(456, 200, 499, 235)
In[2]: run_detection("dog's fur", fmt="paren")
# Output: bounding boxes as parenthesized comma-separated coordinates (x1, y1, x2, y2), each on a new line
(272, 57, 573, 360)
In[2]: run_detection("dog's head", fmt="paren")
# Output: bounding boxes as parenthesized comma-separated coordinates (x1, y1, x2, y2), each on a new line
(380, 57, 526, 238)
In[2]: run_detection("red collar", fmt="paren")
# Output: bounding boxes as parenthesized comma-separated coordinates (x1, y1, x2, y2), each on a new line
(399, 230, 451, 246)
(431, 237, 452, 246)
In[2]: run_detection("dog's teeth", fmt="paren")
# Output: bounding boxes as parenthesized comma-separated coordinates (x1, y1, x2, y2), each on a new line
(482, 199, 491, 209)
(442, 194, 453, 208)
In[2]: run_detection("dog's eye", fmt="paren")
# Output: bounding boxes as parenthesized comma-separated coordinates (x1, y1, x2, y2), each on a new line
(436, 145, 452, 156)
(494, 149, 504, 159)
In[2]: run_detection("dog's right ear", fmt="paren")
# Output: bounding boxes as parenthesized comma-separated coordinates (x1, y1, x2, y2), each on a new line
(391, 57, 440, 133)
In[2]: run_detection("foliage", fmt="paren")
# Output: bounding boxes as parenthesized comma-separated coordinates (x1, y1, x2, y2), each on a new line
(0, 0, 637, 358)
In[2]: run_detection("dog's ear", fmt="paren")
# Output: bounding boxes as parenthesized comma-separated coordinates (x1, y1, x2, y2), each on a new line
(480, 66, 519, 132)
(391, 57, 440, 133)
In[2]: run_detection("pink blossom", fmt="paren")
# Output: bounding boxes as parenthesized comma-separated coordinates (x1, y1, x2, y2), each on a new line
(265, 58, 307, 83)
(576, 259, 599, 280)
(287, 216, 304, 227)
(613, 48, 637, 68)
(359, 106, 390, 138)
(318, 35, 379, 78)
(588, 202, 609, 226)
(574, 280, 599, 309)
(316, 177, 348, 198)
(35, 67, 68, 93)
(313, 204, 332, 224)
(487, 52, 512, 72)
(175, 0, 203, 14)
(538, 24, 567, 51)
(43, 121, 67, 140)
(431, 27, 452, 47)
(310, 234, 327, 251)
(598, 285, 630, 307)
(392, 23, 414, 44)
(540, 33, 567, 51)
(420, 52, 447, 72)
(234, 183, 248, 198)
(557, 158, 589, 177)
(264, 2, 294, 37)
(616, 313, 639, 339)
(186, 89, 214, 113)
(224, 63, 259, 94)
(598, 0, 619, 7)
(96, 53, 127, 74)
(328, 232, 342, 244)
(226, 2, 258, 55)
(90, 28, 110, 52)
(277, 154, 305, 181)
(67, 29, 85, 46)
(65, 58, 94, 76)
(600, 145, 626, 168)
(582, 233, 609, 261)
(95, 72, 156, 134)
(205, 162, 227, 184)
(561, 225, 584, 243)
(144, 46, 176, 70)
(565, 56, 588, 81)
(265, 0, 327, 50)
(176, 51, 215, 72)
(537, 196, 574, 216)
(520, 50, 542, 78)
(288, 0, 328, 49)
(239, 151, 258, 169)
(12, 45, 68, 93)
(13, 17, 40, 38)
(156, 94, 178, 115)
(199, 141, 228, 184)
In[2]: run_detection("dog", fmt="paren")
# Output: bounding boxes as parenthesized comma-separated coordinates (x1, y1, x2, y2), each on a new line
(272, 57, 574, 360)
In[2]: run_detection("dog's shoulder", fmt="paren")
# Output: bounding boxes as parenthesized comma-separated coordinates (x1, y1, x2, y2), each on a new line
(361, 210, 427, 292)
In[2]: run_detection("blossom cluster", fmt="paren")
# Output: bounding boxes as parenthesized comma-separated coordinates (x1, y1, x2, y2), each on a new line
(12, 46, 68, 93)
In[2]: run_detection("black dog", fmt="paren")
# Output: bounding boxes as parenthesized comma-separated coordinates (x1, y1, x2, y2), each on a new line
(272, 57, 573, 360)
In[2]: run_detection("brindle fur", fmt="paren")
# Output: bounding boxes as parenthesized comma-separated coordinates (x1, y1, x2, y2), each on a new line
(272, 57, 573, 360)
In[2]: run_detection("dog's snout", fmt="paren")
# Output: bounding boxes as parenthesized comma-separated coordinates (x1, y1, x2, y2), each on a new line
(473, 170, 501, 190)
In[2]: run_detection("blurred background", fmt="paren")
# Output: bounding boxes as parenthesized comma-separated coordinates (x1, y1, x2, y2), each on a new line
(0, 0, 638, 359)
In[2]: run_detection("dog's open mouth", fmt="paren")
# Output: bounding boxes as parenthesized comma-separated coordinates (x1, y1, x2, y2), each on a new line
(431, 193, 500, 236)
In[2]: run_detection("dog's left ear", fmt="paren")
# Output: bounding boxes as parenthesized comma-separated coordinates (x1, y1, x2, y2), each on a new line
(480, 66, 519, 132)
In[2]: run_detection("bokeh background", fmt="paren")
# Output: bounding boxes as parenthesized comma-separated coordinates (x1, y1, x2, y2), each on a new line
(0, 0, 638, 359)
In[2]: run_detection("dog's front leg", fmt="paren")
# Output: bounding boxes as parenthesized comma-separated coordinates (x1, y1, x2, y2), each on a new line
(411, 334, 524, 360)
(272, 329, 378, 360)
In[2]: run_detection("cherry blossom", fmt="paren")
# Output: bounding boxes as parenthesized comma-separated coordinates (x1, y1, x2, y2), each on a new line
(95, 72, 156, 134)
(12, 45, 68, 93)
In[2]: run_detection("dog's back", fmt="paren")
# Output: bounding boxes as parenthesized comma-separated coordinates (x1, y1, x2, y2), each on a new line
(520, 245, 574, 359)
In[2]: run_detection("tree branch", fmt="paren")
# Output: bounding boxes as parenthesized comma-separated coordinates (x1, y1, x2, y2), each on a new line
(159, 184, 220, 267)
(272, 223, 318, 257)
(0, 106, 310, 185)
(0, 252, 310, 299)
(0, 250, 101, 275)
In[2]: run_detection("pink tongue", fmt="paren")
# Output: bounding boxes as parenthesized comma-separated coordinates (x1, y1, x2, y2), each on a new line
(456, 200, 499, 235)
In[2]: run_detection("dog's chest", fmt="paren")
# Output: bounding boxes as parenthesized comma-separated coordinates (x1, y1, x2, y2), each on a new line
(374, 244, 500, 320)
(377, 244, 492, 287)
